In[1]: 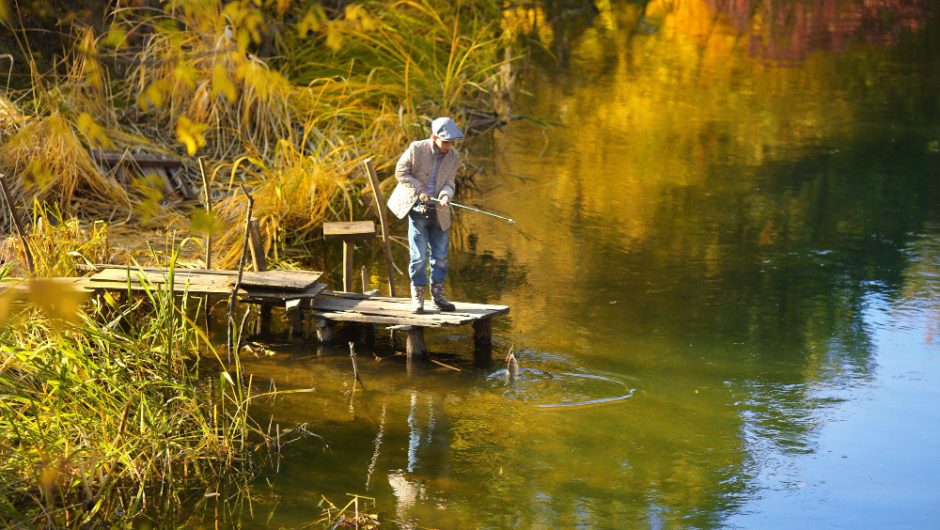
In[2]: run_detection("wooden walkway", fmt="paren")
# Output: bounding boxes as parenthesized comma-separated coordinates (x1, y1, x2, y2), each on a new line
(81, 266, 327, 301)
(310, 290, 509, 361)
(2, 266, 509, 363)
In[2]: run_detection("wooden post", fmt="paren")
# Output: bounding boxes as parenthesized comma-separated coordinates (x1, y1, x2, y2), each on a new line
(286, 298, 303, 338)
(361, 323, 376, 348)
(363, 159, 397, 297)
(472, 318, 493, 367)
(342, 241, 354, 292)
(324, 221, 375, 293)
(316, 318, 333, 343)
(247, 218, 266, 272)
(405, 327, 426, 360)
(361, 265, 369, 293)
(246, 217, 272, 335)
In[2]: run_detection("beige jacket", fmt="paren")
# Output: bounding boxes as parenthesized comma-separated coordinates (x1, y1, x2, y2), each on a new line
(387, 139, 458, 230)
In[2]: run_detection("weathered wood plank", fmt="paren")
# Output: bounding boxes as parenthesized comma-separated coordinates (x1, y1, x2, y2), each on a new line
(89, 268, 234, 288)
(313, 295, 507, 320)
(322, 221, 376, 241)
(239, 270, 322, 290)
(240, 283, 327, 303)
(306, 310, 447, 327)
(310, 291, 509, 329)
(321, 290, 511, 313)
(88, 267, 322, 291)
(80, 278, 242, 295)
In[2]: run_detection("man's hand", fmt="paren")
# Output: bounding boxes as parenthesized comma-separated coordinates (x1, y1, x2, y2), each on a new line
(418, 192, 430, 203)
(438, 195, 450, 207)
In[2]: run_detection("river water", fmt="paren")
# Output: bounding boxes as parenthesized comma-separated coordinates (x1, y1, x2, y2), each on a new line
(235, 1, 940, 528)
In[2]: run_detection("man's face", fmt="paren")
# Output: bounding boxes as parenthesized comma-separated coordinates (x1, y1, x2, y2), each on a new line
(433, 135, 454, 153)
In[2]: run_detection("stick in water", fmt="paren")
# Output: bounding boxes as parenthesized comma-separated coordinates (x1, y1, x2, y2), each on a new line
(349, 342, 364, 388)
(431, 198, 515, 224)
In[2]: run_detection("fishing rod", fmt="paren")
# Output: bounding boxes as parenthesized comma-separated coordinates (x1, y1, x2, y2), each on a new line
(431, 197, 515, 224)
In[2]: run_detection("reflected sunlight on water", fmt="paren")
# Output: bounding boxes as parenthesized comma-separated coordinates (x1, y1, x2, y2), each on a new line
(233, 1, 940, 528)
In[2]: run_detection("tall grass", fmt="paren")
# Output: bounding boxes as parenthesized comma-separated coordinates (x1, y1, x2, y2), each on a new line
(0, 257, 263, 527)
(1, 0, 517, 266)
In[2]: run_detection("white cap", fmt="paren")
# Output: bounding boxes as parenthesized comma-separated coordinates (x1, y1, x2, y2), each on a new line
(431, 117, 464, 141)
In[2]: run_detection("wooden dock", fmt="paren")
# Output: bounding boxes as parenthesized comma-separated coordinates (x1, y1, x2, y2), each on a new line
(310, 290, 509, 362)
(1, 266, 509, 364)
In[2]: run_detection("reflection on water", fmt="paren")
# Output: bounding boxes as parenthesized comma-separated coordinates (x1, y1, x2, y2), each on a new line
(233, 1, 940, 528)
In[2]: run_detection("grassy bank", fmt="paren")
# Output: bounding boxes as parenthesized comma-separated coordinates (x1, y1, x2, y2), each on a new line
(0, 260, 264, 527)
(0, 0, 530, 526)
(1, 0, 515, 269)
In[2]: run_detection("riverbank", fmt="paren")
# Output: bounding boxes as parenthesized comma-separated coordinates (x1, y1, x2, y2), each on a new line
(0, 0, 543, 526)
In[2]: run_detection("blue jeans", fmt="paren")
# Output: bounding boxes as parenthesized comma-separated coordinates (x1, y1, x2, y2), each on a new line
(408, 208, 448, 286)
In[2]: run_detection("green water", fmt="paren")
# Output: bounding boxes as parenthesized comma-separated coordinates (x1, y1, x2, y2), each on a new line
(235, 2, 940, 528)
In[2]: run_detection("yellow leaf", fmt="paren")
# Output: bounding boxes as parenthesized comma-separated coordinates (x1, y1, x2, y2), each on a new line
(28, 279, 89, 327)
(0, 0, 8, 23)
(189, 209, 226, 237)
(24, 159, 53, 192)
(296, 8, 323, 35)
(172, 61, 198, 89)
(102, 23, 128, 49)
(137, 79, 168, 110)
(211, 64, 237, 102)
(325, 24, 343, 51)
(176, 116, 208, 156)
(76, 112, 113, 149)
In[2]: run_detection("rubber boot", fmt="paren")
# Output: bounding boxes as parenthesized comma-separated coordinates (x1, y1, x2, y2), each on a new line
(410, 284, 425, 314)
(431, 283, 456, 312)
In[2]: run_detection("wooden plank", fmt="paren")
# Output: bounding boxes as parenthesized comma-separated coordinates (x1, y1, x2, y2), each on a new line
(320, 290, 510, 312)
(241, 282, 327, 302)
(239, 270, 322, 290)
(313, 294, 508, 319)
(88, 267, 322, 291)
(322, 221, 376, 241)
(89, 269, 234, 288)
(310, 299, 506, 328)
(306, 310, 447, 328)
(81, 279, 242, 296)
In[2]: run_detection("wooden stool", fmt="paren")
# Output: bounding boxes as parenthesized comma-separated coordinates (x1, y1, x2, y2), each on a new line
(323, 221, 376, 292)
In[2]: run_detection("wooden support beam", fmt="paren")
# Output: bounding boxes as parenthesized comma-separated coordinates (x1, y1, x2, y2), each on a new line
(246, 217, 273, 336)
(248, 218, 266, 272)
(286, 298, 303, 338)
(324, 221, 375, 294)
(361, 324, 376, 348)
(316, 318, 333, 343)
(473, 318, 493, 367)
(342, 241, 354, 292)
(405, 327, 426, 360)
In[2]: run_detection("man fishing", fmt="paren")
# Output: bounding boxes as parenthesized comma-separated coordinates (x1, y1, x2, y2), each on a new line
(387, 117, 463, 314)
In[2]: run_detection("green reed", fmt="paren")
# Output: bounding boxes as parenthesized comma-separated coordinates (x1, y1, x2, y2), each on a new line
(0, 253, 263, 527)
